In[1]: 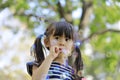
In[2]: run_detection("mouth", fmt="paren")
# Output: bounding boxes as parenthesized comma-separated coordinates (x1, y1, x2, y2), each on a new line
(59, 48, 68, 54)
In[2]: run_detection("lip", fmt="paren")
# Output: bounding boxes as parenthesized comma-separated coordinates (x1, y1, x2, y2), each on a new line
(59, 48, 63, 53)
(59, 48, 62, 50)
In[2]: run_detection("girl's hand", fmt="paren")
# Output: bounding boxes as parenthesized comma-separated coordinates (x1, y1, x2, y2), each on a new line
(49, 46, 71, 60)
(49, 46, 60, 59)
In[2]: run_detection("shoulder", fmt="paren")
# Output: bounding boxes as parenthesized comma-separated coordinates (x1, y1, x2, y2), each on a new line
(26, 61, 39, 76)
(32, 65, 38, 73)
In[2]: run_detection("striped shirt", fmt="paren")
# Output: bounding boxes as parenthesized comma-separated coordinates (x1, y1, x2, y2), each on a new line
(46, 62, 74, 80)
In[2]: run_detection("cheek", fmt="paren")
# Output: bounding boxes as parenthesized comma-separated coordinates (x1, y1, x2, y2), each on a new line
(50, 40, 58, 46)
(67, 42, 73, 49)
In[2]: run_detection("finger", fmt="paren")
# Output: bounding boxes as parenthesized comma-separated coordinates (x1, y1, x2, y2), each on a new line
(54, 46, 60, 54)
(55, 47, 58, 53)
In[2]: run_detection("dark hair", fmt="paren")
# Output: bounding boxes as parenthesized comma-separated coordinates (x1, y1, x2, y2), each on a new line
(30, 35, 44, 66)
(31, 21, 83, 75)
(44, 21, 74, 41)
(75, 45, 83, 72)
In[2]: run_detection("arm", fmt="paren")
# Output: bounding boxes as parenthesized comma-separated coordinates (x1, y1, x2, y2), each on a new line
(32, 46, 60, 80)
(32, 54, 54, 80)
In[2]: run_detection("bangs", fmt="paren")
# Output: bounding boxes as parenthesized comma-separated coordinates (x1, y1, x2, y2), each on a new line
(53, 22, 74, 39)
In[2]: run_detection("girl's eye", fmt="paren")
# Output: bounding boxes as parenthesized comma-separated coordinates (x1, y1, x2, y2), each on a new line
(55, 36, 59, 40)
(65, 38, 69, 41)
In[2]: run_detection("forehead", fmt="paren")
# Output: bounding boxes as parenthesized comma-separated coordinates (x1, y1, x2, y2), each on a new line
(53, 22, 74, 39)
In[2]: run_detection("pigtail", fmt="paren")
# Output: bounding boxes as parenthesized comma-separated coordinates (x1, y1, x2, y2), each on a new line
(71, 43, 84, 80)
(32, 35, 45, 65)
(74, 42, 84, 77)
(75, 45, 83, 72)
(26, 35, 45, 76)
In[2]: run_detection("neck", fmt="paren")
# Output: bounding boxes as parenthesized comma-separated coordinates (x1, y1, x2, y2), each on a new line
(53, 53, 68, 66)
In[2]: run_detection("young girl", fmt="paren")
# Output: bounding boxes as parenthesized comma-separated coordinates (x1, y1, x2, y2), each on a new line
(27, 21, 84, 80)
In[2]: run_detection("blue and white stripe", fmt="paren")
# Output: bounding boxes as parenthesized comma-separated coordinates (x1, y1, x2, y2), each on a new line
(46, 62, 74, 80)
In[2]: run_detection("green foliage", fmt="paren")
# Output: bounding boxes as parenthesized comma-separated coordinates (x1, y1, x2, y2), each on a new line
(91, 32, 120, 52)
(0, 0, 14, 9)
(15, 0, 29, 10)
(104, 53, 118, 72)
(90, 0, 120, 33)
(89, 32, 120, 79)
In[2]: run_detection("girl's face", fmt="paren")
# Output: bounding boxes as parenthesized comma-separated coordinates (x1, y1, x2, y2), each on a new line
(48, 33, 74, 57)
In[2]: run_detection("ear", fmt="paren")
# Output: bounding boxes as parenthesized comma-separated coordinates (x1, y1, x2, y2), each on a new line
(44, 37, 49, 48)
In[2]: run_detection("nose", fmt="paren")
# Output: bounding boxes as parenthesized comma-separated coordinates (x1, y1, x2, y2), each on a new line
(59, 43, 64, 46)
(59, 38, 65, 46)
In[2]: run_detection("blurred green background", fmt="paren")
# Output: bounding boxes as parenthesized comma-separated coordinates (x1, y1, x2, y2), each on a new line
(0, 0, 120, 80)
